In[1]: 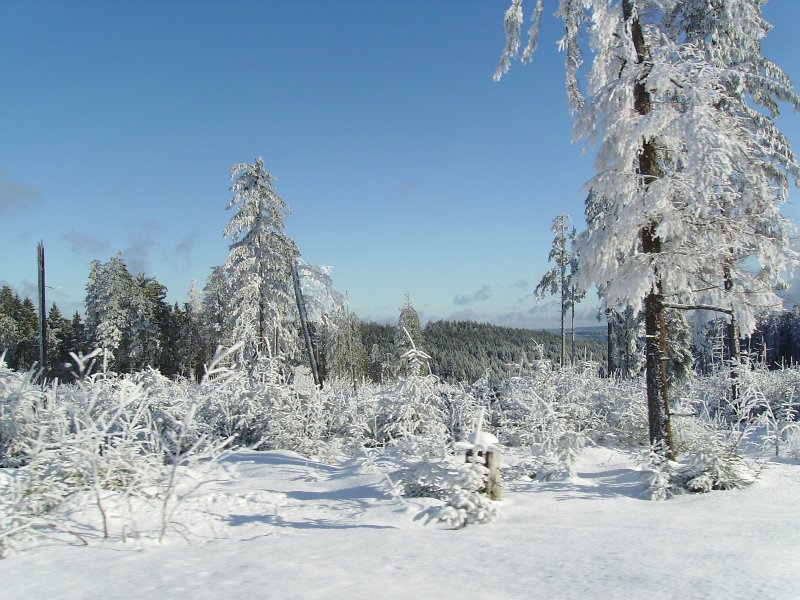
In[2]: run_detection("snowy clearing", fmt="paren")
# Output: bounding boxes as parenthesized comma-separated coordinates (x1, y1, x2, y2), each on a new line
(2, 446, 798, 600)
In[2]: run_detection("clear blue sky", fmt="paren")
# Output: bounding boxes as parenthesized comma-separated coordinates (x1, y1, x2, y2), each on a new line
(1, 1, 799, 329)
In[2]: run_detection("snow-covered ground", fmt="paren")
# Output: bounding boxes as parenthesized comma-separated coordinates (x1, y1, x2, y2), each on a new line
(2, 447, 798, 600)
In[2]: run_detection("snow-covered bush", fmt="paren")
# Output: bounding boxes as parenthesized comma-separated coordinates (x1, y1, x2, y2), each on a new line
(372, 375, 448, 447)
(640, 443, 680, 501)
(383, 437, 499, 528)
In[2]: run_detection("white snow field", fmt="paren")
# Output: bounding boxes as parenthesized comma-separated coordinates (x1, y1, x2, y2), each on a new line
(2, 446, 798, 600)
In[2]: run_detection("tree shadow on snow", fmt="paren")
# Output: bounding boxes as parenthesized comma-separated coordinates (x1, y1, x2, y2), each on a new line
(508, 467, 648, 501)
(224, 513, 396, 530)
(221, 450, 340, 473)
(284, 484, 388, 502)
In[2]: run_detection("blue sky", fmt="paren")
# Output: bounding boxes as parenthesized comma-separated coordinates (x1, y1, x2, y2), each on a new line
(1, 1, 799, 329)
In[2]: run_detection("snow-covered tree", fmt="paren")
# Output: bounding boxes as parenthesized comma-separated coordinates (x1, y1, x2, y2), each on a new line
(85, 253, 133, 371)
(202, 265, 232, 354)
(395, 293, 425, 377)
(294, 261, 346, 324)
(324, 307, 367, 389)
(177, 281, 207, 380)
(223, 158, 300, 367)
(496, 0, 799, 457)
(127, 274, 163, 372)
(534, 214, 584, 366)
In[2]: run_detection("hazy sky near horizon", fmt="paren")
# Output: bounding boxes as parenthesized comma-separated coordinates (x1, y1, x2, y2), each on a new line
(2, 1, 799, 329)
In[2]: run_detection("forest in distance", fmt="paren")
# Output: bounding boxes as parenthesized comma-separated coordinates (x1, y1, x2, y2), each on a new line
(0, 278, 608, 385)
(4, 276, 800, 388)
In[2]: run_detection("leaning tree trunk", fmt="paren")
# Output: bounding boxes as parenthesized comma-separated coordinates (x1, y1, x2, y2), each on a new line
(625, 0, 675, 459)
(292, 261, 322, 388)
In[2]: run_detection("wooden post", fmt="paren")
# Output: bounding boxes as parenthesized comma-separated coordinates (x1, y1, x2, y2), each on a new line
(485, 450, 502, 501)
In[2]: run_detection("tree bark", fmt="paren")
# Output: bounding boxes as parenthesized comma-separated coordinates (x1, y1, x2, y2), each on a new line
(723, 263, 740, 402)
(607, 310, 614, 377)
(560, 261, 566, 368)
(624, 0, 675, 459)
(642, 228, 675, 459)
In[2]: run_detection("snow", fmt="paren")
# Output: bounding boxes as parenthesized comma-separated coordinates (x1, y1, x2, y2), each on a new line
(2, 446, 798, 599)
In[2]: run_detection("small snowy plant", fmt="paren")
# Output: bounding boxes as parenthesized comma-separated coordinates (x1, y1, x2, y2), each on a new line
(385, 431, 500, 529)
(678, 436, 756, 494)
(641, 442, 679, 501)
(413, 459, 499, 529)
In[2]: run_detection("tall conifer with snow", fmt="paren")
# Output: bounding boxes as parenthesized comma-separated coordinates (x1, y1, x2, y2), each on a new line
(223, 158, 300, 367)
(85, 253, 134, 371)
(394, 293, 425, 377)
(497, 0, 799, 457)
(128, 274, 164, 372)
(177, 281, 207, 380)
(202, 265, 232, 354)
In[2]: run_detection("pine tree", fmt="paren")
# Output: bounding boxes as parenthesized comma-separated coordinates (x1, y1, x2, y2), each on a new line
(177, 282, 207, 380)
(0, 286, 22, 368)
(85, 253, 134, 371)
(128, 274, 163, 372)
(202, 265, 232, 354)
(15, 298, 39, 370)
(223, 158, 300, 367)
(45, 304, 71, 381)
(496, 0, 799, 457)
(395, 293, 425, 377)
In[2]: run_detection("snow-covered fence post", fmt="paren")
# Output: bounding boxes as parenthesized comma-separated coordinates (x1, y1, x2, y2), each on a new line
(457, 407, 502, 501)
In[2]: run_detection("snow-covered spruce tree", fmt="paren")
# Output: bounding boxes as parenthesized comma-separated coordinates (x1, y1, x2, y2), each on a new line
(127, 274, 164, 372)
(85, 253, 134, 372)
(177, 281, 208, 380)
(202, 265, 232, 355)
(497, 0, 799, 458)
(394, 293, 425, 378)
(223, 158, 300, 370)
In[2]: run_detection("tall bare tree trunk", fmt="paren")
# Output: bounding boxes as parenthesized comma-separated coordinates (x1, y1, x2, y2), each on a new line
(625, 0, 675, 459)
(560, 262, 566, 368)
(607, 309, 614, 378)
(38, 241, 47, 380)
(570, 286, 576, 365)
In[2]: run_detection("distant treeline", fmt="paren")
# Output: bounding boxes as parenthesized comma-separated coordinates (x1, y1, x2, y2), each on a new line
(362, 319, 607, 384)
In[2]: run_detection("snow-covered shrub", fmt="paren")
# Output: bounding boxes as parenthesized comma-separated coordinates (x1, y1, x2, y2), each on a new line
(372, 375, 448, 446)
(678, 435, 756, 493)
(640, 443, 679, 501)
(384, 437, 499, 528)
(265, 381, 334, 459)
